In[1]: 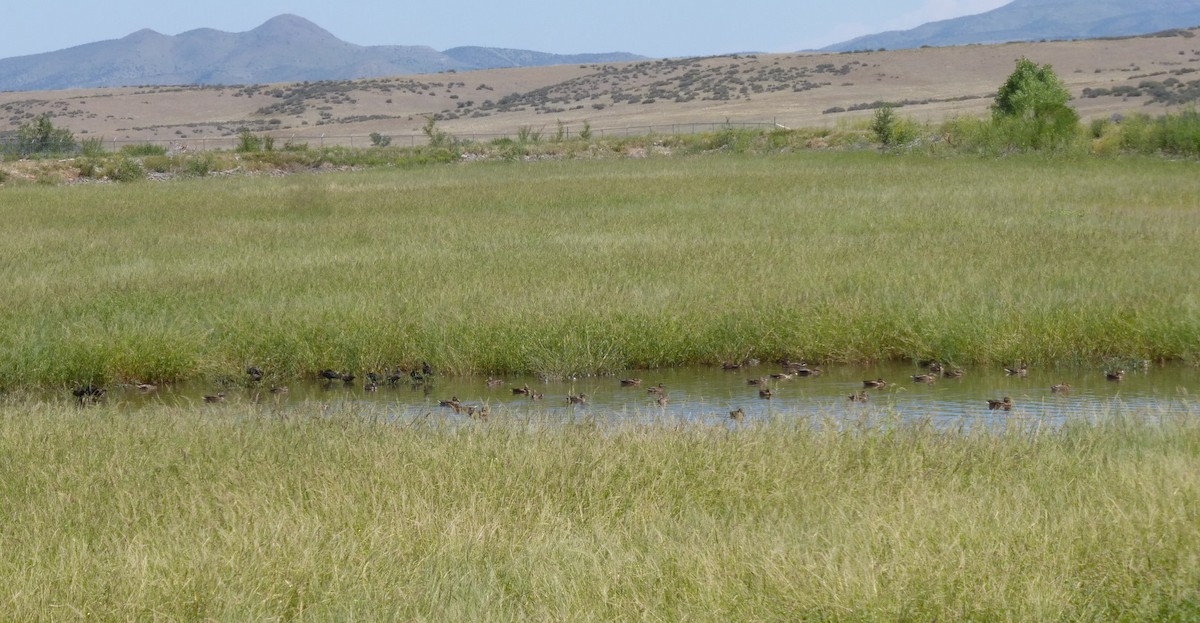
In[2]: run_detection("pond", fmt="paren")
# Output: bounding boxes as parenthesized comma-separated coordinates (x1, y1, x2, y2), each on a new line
(77, 361, 1198, 426)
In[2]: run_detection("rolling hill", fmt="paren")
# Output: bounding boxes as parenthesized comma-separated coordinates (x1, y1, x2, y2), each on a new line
(0, 14, 644, 91)
(822, 0, 1200, 52)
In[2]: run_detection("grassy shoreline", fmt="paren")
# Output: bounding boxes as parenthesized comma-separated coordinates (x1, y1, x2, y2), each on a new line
(3, 151, 1200, 388)
(1, 401, 1197, 620)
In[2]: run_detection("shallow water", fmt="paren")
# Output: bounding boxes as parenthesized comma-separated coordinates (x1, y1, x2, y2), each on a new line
(77, 361, 1197, 426)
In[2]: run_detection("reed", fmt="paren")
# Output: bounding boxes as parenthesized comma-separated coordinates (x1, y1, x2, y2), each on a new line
(1, 400, 1197, 620)
(2, 151, 1199, 387)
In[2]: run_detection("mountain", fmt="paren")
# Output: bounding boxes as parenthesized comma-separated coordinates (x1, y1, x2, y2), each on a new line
(822, 0, 1200, 52)
(0, 14, 644, 91)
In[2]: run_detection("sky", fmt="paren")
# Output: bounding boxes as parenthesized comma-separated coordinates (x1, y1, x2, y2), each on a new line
(2, 0, 1012, 60)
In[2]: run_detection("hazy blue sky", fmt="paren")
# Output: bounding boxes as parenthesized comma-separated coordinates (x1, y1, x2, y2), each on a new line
(3, 0, 1011, 60)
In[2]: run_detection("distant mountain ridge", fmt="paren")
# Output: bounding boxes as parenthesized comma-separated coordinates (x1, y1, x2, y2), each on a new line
(0, 14, 645, 92)
(823, 0, 1200, 52)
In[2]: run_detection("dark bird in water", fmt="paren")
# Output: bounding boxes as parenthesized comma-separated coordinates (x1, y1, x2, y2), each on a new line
(1004, 363, 1029, 377)
(387, 368, 405, 384)
(1106, 370, 1126, 381)
(512, 384, 531, 396)
(364, 381, 378, 392)
(486, 377, 505, 388)
(620, 378, 642, 387)
(340, 373, 356, 384)
(203, 393, 225, 403)
(911, 374, 937, 383)
(770, 372, 796, 380)
(529, 390, 544, 400)
(409, 369, 425, 384)
(721, 362, 741, 371)
(987, 397, 1013, 411)
(647, 383, 666, 394)
(848, 391, 869, 402)
(422, 361, 434, 376)
(943, 368, 964, 379)
(794, 367, 822, 377)
(366, 371, 382, 385)
(655, 395, 670, 407)
(438, 396, 462, 413)
(568, 393, 588, 405)
(1050, 383, 1071, 393)
(729, 407, 746, 420)
(246, 366, 264, 382)
(467, 404, 491, 420)
(863, 378, 888, 389)
(747, 377, 769, 386)
(72, 385, 106, 402)
(319, 369, 342, 381)
(758, 388, 774, 399)
(926, 362, 945, 374)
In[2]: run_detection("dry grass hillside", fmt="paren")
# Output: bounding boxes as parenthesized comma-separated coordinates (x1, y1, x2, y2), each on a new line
(3, 29, 1199, 149)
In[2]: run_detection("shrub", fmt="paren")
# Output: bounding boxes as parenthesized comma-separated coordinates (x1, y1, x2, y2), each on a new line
(120, 143, 166, 157)
(991, 58, 1080, 149)
(80, 137, 106, 157)
(579, 121, 593, 141)
(76, 159, 103, 179)
(236, 129, 262, 153)
(185, 154, 216, 177)
(16, 115, 76, 155)
(109, 158, 146, 182)
(369, 132, 392, 147)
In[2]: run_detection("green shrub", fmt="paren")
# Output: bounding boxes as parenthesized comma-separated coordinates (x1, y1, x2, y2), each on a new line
(142, 155, 174, 173)
(109, 158, 146, 182)
(121, 143, 167, 156)
(236, 129, 262, 153)
(16, 115, 76, 155)
(76, 159, 103, 179)
(185, 154, 216, 177)
(80, 137, 106, 157)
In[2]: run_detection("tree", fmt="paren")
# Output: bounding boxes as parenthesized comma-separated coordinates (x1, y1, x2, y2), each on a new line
(16, 115, 76, 155)
(991, 57, 1079, 147)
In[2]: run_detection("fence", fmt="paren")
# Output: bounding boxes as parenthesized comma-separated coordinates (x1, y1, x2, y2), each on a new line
(0, 120, 787, 155)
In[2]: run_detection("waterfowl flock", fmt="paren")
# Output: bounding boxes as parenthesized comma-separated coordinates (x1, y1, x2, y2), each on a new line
(66, 357, 1158, 419)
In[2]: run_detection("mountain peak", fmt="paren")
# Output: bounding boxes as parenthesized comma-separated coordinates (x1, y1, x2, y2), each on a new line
(251, 14, 337, 39)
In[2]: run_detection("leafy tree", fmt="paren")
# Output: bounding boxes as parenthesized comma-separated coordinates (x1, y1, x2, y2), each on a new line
(16, 115, 76, 155)
(991, 58, 1079, 148)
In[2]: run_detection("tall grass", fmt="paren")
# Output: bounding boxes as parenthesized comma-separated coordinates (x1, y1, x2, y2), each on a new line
(0, 400, 1197, 620)
(1, 152, 1199, 386)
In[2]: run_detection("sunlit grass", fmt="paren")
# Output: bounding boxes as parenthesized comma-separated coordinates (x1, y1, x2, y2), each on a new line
(1, 400, 1197, 620)
(2, 151, 1199, 387)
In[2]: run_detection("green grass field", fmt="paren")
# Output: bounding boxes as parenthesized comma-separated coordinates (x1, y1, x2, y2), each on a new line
(1, 401, 1197, 620)
(3, 151, 1199, 387)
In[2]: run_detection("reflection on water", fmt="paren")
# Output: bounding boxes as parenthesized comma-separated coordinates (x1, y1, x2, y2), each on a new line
(76, 362, 1198, 427)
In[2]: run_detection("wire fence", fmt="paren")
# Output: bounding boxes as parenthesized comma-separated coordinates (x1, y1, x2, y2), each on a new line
(0, 120, 787, 155)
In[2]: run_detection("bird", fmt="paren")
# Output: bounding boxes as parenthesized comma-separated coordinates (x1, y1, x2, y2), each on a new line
(363, 381, 378, 392)
(512, 384, 531, 396)
(848, 390, 869, 402)
(269, 386, 289, 394)
(943, 368, 965, 379)
(529, 391, 544, 400)
(646, 383, 666, 394)
(1050, 383, 1071, 393)
(1106, 370, 1125, 381)
(863, 378, 889, 389)
(467, 404, 491, 420)
(758, 388, 773, 399)
(486, 377, 505, 388)
(387, 368, 405, 384)
(620, 378, 642, 386)
(770, 372, 796, 380)
(340, 373, 356, 385)
(987, 397, 1013, 411)
(721, 362, 741, 371)
(203, 393, 225, 403)
(747, 377, 769, 386)
(246, 366, 264, 382)
(927, 362, 945, 374)
(568, 393, 588, 405)
(135, 382, 158, 393)
(794, 367, 822, 377)
(422, 361, 434, 376)
(366, 371, 382, 385)
(655, 395, 670, 407)
(1004, 363, 1029, 377)
(912, 373, 937, 383)
(438, 397, 463, 413)
(729, 407, 746, 421)
(72, 385, 106, 402)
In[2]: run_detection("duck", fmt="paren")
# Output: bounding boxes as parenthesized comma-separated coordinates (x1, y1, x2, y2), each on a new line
(927, 362, 945, 374)
(319, 369, 342, 381)
(721, 362, 741, 371)
(747, 377, 769, 386)
(387, 367, 406, 384)
(1050, 383, 1071, 393)
(758, 388, 774, 399)
(269, 386, 289, 394)
(203, 393, 225, 403)
(366, 371, 382, 385)
(987, 397, 1013, 411)
(911, 373, 937, 383)
(363, 381, 379, 392)
(943, 368, 965, 379)
(848, 390, 869, 402)
(620, 378, 643, 386)
(486, 377, 505, 388)
(1106, 370, 1125, 381)
(794, 367, 823, 377)
(512, 384, 531, 396)
(135, 382, 158, 393)
(422, 361, 435, 376)
(646, 383, 666, 394)
(438, 397, 463, 413)
(340, 373, 356, 385)
(863, 378, 889, 389)
(655, 395, 670, 407)
(729, 407, 746, 421)
(1004, 363, 1029, 377)
(467, 404, 491, 420)
(770, 372, 796, 380)
(529, 391, 544, 400)
(568, 393, 588, 405)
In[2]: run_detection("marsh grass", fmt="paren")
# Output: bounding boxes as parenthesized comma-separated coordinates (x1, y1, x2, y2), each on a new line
(2, 152, 1199, 386)
(1, 401, 1197, 620)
